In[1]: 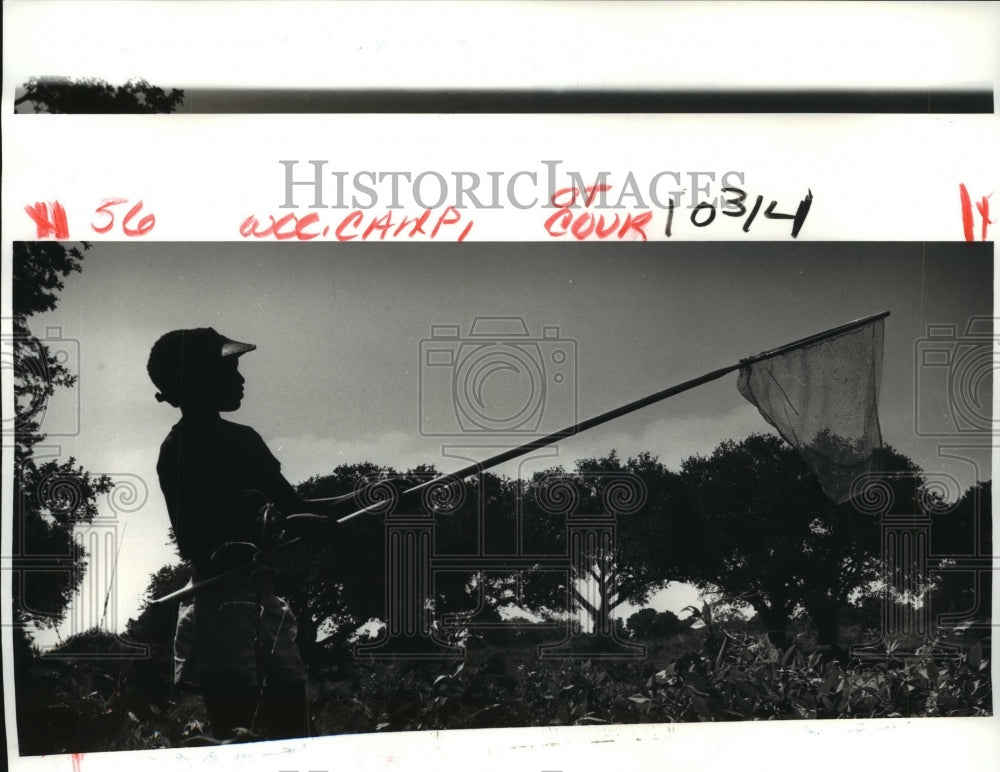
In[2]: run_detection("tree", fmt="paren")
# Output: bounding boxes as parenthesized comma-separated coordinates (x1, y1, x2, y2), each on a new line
(12, 242, 113, 633)
(282, 463, 526, 649)
(518, 451, 683, 632)
(15, 77, 184, 114)
(11, 241, 116, 759)
(273, 462, 398, 652)
(119, 562, 193, 706)
(674, 433, 921, 650)
(125, 562, 192, 654)
(257, 453, 680, 651)
(626, 607, 683, 640)
(430, 469, 527, 626)
(927, 480, 992, 629)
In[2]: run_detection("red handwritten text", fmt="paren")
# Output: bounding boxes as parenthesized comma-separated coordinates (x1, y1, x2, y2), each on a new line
(24, 201, 70, 239)
(91, 198, 156, 236)
(544, 185, 652, 241)
(960, 184, 993, 242)
(240, 208, 474, 242)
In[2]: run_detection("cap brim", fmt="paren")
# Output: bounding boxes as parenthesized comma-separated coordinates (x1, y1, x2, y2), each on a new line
(220, 337, 256, 357)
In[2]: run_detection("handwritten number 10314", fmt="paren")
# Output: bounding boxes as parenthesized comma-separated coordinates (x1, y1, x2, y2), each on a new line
(664, 187, 813, 238)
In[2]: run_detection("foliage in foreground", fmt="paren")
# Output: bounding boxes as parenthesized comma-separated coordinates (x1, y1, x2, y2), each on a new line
(14, 625, 991, 754)
(313, 634, 991, 732)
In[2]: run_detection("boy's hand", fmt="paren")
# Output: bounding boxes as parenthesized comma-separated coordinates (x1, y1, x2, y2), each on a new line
(259, 500, 287, 546)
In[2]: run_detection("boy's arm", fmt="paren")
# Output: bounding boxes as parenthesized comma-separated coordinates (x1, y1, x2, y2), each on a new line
(268, 491, 371, 541)
(249, 429, 368, 523)
(293, 491, 361, 519)
(275, 484, 421, 532)
(265, 479, 367, 525)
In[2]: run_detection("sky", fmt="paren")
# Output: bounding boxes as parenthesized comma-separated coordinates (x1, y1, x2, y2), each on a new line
(20, 240, 993, 646)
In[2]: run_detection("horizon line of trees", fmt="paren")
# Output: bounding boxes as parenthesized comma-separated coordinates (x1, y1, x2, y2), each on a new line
(123, 441, 990, 660)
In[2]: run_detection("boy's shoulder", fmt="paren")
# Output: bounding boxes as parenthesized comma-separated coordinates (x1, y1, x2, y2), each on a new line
(159, 418, 268, 458)
(215, 417, 265, 442)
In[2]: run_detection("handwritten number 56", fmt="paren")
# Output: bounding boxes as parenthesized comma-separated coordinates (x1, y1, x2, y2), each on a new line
(91, 198, 156, 236)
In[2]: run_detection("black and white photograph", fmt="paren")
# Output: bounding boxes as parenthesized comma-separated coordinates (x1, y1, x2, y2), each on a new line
(3, 3, 998, 772)
(7, 239, 994, 751)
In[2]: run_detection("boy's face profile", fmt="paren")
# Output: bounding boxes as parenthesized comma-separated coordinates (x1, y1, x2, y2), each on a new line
(212, 356, 246, 412)
(186, 355, 245, 413)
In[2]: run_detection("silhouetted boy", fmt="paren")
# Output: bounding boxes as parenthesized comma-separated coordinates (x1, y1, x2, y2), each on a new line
(147, 328, 349, 741)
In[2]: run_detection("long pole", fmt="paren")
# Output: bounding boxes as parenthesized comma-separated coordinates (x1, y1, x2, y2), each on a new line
(338, 310, 889, 523)
(155, 311, 889, 604)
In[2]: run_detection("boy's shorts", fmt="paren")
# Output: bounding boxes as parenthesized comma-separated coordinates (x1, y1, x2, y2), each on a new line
(174, 579, 307, 693)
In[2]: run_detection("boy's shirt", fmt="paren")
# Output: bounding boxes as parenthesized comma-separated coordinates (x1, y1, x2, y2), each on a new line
(156, 416, 298, 574)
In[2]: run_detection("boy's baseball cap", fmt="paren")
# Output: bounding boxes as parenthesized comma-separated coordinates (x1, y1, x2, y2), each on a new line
(147, 327, 255, 405)
(220, 334, 256, 358)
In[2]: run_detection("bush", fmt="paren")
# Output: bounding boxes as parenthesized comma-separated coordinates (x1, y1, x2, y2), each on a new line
(14, 625, 991, 754)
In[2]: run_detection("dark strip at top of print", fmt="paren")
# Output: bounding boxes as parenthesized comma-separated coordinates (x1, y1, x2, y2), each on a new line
(16, 88, 995, 114)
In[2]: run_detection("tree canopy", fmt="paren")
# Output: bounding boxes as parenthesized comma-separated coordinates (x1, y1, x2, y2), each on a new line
(140, 435, 966, 657)
(15, 77, 184, 114)
(125, 388, 985, 668)
(927, 480, 992, 629)
(515, 451, 683, 630)
(13, 242, 113, 631)
(673, 433, 926, 649)
(626, 607, 684, 639)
